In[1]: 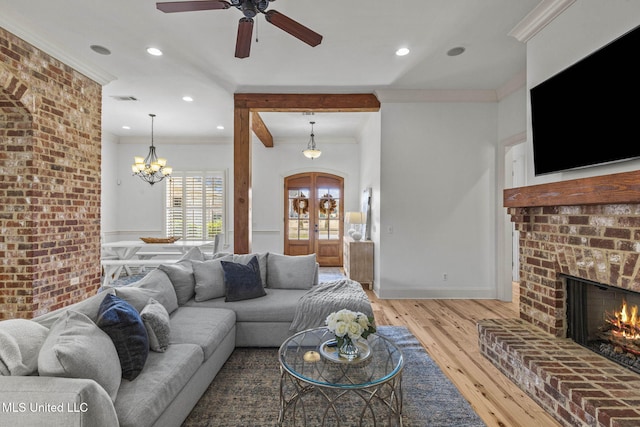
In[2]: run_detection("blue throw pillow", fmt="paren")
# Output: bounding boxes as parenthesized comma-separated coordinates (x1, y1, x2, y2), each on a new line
(221, 256, 266, 302)
(96, 293, 149, 380)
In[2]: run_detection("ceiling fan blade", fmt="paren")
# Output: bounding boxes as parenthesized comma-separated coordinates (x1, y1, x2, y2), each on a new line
(235, 18, 254, 58)
(156, 1, 230, 13)
(264, 10, 323, 47)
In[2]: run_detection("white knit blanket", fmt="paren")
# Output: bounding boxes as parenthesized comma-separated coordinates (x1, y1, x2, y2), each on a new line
(289, 279, 374, 332)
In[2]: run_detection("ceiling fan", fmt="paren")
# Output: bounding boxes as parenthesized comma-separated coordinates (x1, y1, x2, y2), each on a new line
(156, 0, 323, 58)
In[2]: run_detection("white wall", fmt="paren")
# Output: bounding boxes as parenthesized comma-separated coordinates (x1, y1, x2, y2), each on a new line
(377, 101, 499, 298)
(526, 0, 640, 186)
(100, 131, 119, 237)
(358, 112, 382, 288)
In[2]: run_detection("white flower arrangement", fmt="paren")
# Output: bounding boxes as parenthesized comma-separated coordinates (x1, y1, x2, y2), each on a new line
(325, 309, 376, 347)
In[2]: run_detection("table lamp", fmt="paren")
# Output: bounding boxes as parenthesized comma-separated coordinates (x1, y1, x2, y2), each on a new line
(345, 212, 366, 241)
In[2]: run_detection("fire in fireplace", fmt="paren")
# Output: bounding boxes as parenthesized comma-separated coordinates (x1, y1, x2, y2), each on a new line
(566, 275, 640, 374)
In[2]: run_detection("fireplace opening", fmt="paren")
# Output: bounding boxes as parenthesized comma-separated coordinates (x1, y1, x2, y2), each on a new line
(566, 275, 640, 373)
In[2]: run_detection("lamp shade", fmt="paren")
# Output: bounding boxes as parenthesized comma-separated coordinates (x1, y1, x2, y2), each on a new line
(345, 211, 365, 225)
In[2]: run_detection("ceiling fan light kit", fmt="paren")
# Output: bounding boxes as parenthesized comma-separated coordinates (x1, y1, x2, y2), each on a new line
(156, 0, 323, 58)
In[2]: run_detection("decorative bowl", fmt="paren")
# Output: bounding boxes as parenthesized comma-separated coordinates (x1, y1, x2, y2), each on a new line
(139, 236, 180, 244)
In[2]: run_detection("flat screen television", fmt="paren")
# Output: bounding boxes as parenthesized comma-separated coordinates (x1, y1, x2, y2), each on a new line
(530, 24, 640, 176)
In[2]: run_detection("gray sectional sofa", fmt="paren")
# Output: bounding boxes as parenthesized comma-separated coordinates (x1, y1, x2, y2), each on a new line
(0, 249, 370, 427)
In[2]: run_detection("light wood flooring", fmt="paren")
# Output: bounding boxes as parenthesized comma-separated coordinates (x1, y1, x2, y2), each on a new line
(364, 283, 562, 427)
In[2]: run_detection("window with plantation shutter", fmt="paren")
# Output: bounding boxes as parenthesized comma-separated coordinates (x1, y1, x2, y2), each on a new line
(166, 171, 224, 240)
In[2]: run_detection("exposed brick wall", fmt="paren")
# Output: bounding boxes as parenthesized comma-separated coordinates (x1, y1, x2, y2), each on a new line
(509, 204, 640, 337)
(0, 27, 102, 319)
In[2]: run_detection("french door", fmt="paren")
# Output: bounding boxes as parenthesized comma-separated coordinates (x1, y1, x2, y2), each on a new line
(284, 172, 343, 266)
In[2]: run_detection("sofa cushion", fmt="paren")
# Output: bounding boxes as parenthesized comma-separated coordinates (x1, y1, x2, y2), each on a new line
(179, 246, 205, 261)
(222, 256, 266, 302)
(33, 289, 116, 329)
(192, 255, 232, 301)
(38, 311, 122, 402)
(267, 253, 317, 290)
(158, 260, 196, 305)
(183, 288, 307, 323)
(141, 298, 170, 353)
(114, 343, 203, 427)
(111, 269, 178, 314)
(232, 252, 268, 287)
(96, 294, 149, 381)
(169, 307, 235, 359)
(0, 319, 49, 376)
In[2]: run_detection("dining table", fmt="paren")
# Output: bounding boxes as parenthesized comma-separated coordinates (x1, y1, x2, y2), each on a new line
(101, 239, 214, 278)
(102, 239, 214, 260)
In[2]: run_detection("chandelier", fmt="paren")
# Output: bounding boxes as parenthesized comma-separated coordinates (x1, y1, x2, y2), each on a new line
(302, 121, 322, 159)
(132, 114, 172, 185)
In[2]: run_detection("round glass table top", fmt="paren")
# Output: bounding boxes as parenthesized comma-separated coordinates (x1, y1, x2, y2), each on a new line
(278, 327, 403, 389)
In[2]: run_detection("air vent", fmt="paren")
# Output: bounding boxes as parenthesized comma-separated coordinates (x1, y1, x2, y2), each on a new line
(111, 96, 139, 101)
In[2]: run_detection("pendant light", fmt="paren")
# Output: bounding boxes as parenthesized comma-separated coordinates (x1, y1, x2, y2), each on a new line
(302, 121, 322, 159)
(132, 114, 172, 185)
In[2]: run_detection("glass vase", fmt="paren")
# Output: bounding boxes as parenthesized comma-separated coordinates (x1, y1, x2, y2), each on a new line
(338, 337, 359, 361)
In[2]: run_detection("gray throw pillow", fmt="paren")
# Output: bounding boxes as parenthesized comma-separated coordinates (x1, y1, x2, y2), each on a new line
(233, 252, 268, 287)
(221, 256, 266, 302)
(140, 298, 171, 353)
(110, 269, 178, 314)
(159, 260, 195, 305)
(0, 319, 49, 376)
(192, 255, 233, 301)
(38, 311, 122, 402)
(267, 253, 317, 289)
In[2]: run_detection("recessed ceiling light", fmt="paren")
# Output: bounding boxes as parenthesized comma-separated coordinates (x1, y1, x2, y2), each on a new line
(182, 96, 194, 102)
(447, 46, 466, 56)
(146, 47, 163, 56)
(395, 47, 410, 56)
(217, 125, 224, 130)
(122, 125, 131, 130)
(90, 45, 111, 55)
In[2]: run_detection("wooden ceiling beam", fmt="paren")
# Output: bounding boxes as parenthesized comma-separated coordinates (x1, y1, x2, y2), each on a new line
(251, 111, 273, 147)
(235, 93, 381, 112)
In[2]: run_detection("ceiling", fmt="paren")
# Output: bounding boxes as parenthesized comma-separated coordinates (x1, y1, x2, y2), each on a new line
(0, 0, 540, 143)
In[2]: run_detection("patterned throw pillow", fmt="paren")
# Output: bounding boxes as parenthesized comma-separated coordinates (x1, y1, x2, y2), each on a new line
(96, 294, 149, 381)
(221, 256, 266, 302)
(140, 298, 171, 353)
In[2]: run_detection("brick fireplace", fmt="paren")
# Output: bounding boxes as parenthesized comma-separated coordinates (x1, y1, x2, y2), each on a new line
(479, 170, 640, 427)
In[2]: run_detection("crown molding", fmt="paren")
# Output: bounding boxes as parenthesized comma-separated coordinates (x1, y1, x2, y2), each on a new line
(496, 70, 526, 101)
(0, 21, 116, 85)
(508, 0, 576, 43)
(374, 89, 497, 103)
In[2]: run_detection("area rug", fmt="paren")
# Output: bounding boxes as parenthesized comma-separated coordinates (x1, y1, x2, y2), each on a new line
(182, 326, 486, 427)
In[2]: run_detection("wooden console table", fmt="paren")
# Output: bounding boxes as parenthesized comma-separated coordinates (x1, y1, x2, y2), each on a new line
(343, 236, 374, 289)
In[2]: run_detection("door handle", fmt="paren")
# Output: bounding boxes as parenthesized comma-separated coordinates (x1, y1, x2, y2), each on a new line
(314, 224, 319, 233)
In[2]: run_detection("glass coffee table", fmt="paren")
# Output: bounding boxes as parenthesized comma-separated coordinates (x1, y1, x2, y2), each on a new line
(278, 327, 404, 426)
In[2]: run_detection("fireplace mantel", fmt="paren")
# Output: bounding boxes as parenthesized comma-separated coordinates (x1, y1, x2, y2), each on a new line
(504, 170, 640, 208)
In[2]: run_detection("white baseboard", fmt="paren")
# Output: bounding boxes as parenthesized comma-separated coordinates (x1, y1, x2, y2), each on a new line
(375, 286, 497, 300)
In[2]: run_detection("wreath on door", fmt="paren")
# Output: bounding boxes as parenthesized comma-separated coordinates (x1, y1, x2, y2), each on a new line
(292, 194, 309, 215)
(319, 194, 337, 215)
